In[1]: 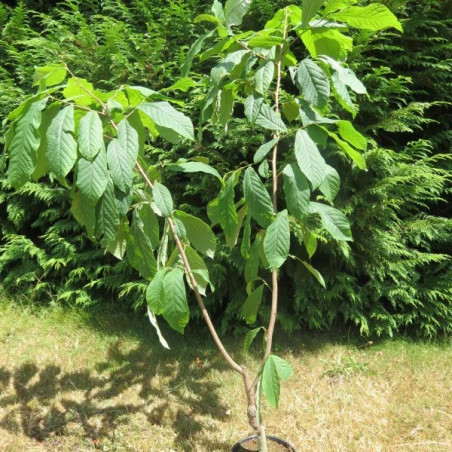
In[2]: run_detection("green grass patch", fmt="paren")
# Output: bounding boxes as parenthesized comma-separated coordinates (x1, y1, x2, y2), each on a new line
(0, 292, 451, 451)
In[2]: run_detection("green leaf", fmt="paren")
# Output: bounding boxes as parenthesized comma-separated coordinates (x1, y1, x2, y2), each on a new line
(106, 219, 129, 260)
(254, 138, 279, 164)
(175, 211, 216, 259)
(95, 178, 120, 246)
(302, 0, 325, 26)
(185, 246, 211, 296)
(147, 307, 170, 350)
(33, 63, 67, 88)
(78, 111, 103, 160)
(244, 235, 261, 283)
(324, 0, 357, 15)
(194, 13, 222, 24)
(329, 131, 366, 170)
(212, 0, 225, 20)
(138, 102, 194, 140)
(127, 209, 157, 278)
(296, 59, 330, 109)
(248, 32, 284, 49)
(164, 77, 197, 93)
(320, 56, 366, 94)
(255, 103, 287, 132)
(331, 71, 356, 116)
(244, 94, 264, 123)
(117, 119, 139, 169)
(241, 213, 252, 259)
(337, 120, 366, 151)
(318, 165, 340, 203)
(207, 198, 220, 226)
(6, 98, 47, 189)
(302, 228, 317, 258)
(331, 4, 403, 32)
(218, 86, 236, 127)
(243, 284, 264, 324)
(294, 128, 327, 189)
(264, 210, 290, 270)
(153, 182, 174, 217)
(225, 0, 252, 27)
(261, 355, 293, 408)
(107, 139, 133, 194)
(296, 258, 326, 288)
(163, 269, 189, 334)
(181, 30, 215, 77)
(243, 167, 274, 228)
(62, 77, 96, 106)
(283, 163, 310, 220)
(218, 175, 239, 247)
(46, 105, 77, 184)
(166, 161, 222, 182)
(146, 270, 167, 315)
(309, 201, 352, 241)
(71, 191, 96, 237)
(138, 203, 160, 250)
(243, 327, 264, 355)
(301, 29, 353, 61)
(76, 147, 108, 203)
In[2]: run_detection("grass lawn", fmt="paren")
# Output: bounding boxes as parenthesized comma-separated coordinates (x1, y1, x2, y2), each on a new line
(0, 292, 451, 451)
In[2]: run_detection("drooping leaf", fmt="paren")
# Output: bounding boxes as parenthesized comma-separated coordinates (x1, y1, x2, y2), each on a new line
(76, 147, 108, 203)
(294, 128, 327, 189)
(71, 191, 96, 237)
(244, 235, 261, 283)
(241, 213, 252, 259)
(323, 0, 357, 15)
(244, 94, 264, 123)
(138, 203, 160, 250)
(146, 269, 168, 315)
(225, 0, 252, 28)
(243, 327, 264, 355)
(337, 120, 367, 150)
(309, 202, 352, 241)
(248, 31, 284, 48)
(218, 175, 239, 247)
(175, 211, 216, 258)
(302, 0, 325, 25)
(254, 103, 287, 132)
(261, 355, 293, 408)
(95, 178, 120, 246)
(296, 59, 330, 109)
(282, 163, 310, 220)
(301, 29, 353, 61)
(117, 118, 139, 168)
(264, 210, 290, 270)
(243, 167, 274, 228)
(153, 182, 174, 217)
(163, 269, 189, 334)
(185, 246, 211, 296)
(166, 161, 222, 182)
(331, 3, 403, 32)
(329, 131, 366, 169)
(33, 63, 67, 88)
(107, 139, 133, 194)
(46, 105, 77, 184)
(243, 284, 264, 324)
(254, 59, 275, 95)
(106, 219, 129, 260)
(6, 98, 47, 189)
(163, 77, 197, 92)
(331, 71, 356, 116)
(78, 111, 103, 160)
(181, 30, 215, 77)
(147, 307, 170, 350)
(318, 165, 340, 203)
(139, 102, 194, 140)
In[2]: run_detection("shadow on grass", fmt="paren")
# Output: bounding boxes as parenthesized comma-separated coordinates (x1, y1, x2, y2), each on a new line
(0, 332, 232, 451)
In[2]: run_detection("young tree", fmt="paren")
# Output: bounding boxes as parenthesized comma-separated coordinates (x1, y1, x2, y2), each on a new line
(1, 1, 401, 450)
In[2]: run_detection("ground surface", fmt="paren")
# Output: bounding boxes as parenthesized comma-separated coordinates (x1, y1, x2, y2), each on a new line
(0, 293, 451, 451)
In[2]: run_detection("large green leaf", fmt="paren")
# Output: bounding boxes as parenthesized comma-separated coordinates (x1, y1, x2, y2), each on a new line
(175, 210, 216, 259)
(225, 0, 252, 27)
(218, 175, 239, 247)
(329, 131, 366, 170)
(163, 269, 189, 334)
(146, 268, 167, 315)
(301, 29, 353, 61)
(6, 98, 47, 189)
(302, 0, 325, 25)
(117, 118, 139, 168)
(254, 103, 287, 132)
(244, 94, 264, 123)
(127, 209, 157, 278)
(78, 111, 103, 160)
(318, 165, 340, 203)
(243, 167, 274, 228)
(255, 60, 275, 95)
(294, 129, 327, 189)
(33, 63, 67, 88)
(264, 210, 290, 270)
(309, 202, 352, 241)
(95, 178, 119, 246)
(166, 161, 222, 182)
(71, 191, 96, 237)
(62, 77, 96, 106)
(296, 59, 330, 109)
(153, 182, 174, 217)
(331, 71, 356, 116)
(337, 120, 367, 150)
(332, 3, 403, 32)
(185, 246, 212, 296)
(46, 105, 77, 183)
(243, 284, 264, 324)
(261, 355, 293, 408)
(320, 56, 366, 94)
(107, 139, 133, 194)
(181, 30, 215, 77)
(138, 203, 160, 250)
(138, 102, 194, 140)
(106, 219, 129, 260)
(244, 235, 261, 283)
(253, 137, 279, 164)
(282, 163, 310, 220)
(76, 147, 108, 203)
(243, 327, 264, 355)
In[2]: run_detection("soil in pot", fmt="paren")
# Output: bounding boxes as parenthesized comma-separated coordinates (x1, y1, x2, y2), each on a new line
(232, 436, 295, 452)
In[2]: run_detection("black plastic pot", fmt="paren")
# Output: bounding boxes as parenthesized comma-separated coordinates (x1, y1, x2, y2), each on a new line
(231, 435, 296, 452)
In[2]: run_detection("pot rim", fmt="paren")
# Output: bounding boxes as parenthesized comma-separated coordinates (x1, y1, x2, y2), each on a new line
(231, 434, 296, 452)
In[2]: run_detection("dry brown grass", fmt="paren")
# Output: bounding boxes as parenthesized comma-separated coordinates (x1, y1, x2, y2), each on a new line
(0, 295, 451, 451)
